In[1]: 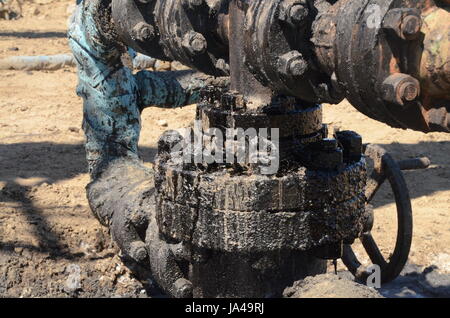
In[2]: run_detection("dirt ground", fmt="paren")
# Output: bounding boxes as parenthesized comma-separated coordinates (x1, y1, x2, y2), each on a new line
(0, 1, 449, 298)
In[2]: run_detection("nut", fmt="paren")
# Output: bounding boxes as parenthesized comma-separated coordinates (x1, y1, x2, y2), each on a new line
(174, 278, 193, 298)
(132, 22, 155, 42)
(382, 73, 420, 106)
(279, 0, 309, 27)
(215, 58, 230, 74)
(278, 50, 308, 77)
(382, 8, 422, 40)
(289, 3, 309, 25)
(129, 241, 148, 263)
(399, 81, 419, 102)
(182, 31, 207, 56)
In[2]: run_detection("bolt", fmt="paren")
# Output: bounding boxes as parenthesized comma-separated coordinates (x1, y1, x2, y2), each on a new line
(137, 0, 153, 4)
(129, 241, 148, 263)
(401, 15, 422, 40)
(289, 3, 309, 25)
(278, 51, 308, 77)
(215, 58, 230, 74)
(182, 31, 207, 56)
(174, 278, 193, 298)
(399, 81, 419, 102)
(382, 8, 422, 40)
(279, 0, 309, 27)
(382, 73, 420, 106)
(132, 22, 155, 42)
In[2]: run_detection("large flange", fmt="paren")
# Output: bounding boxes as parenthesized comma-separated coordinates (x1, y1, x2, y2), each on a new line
(154, 95, 369, 255)
(112, 0, 230, 75)
(313, 0, 449, 132)
(155, 158, 367, 253)
(243, 0, 343, 104)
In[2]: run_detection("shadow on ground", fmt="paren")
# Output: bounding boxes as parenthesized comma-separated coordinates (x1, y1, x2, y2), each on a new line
(0, 142, 156, 259)
(0, 31, 67, 39)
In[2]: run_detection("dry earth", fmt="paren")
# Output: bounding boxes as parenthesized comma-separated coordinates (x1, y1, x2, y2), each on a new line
(0, 0, 449, 298)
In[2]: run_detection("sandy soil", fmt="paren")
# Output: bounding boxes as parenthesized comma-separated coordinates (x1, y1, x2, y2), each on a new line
(0, 0, 449, 298)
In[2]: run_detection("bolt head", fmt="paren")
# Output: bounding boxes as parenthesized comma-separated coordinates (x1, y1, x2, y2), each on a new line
(289, 3, 309, 25)
(383, 8, 422, 41)
(182, 31, 207, 55)
(289, 58, 308, 76)
(401, 15, 422, 40)
(215, 58, 230, 74)
(382, 73, 420, 106)
(278, 51, 308, 77)
(399, 82, 419, 102)
(129, 241, 148, 263)
(174, 278, 193, 298)
(279, 0, 309, 26)
(132, 22, 155, 42)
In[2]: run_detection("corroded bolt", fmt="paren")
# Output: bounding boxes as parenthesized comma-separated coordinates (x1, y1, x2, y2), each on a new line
(182, 31, 207, 55)
(174, 278, 193, 298)
(215, 58, 230, 74)
(278, 50, 308, 77)
(289, 3, 309, 25)
(382, 9, 422, 40)
(129, 241, 148, 263)
(399, 81, 420, 102)
(382, 73, 420, 106)
(401, 15, 422, 40)
(279, 0, 309, 27)
(132, 22, 155, 42)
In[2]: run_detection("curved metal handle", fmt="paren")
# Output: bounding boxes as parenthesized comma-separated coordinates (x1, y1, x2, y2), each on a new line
(342, 144, 429, 284)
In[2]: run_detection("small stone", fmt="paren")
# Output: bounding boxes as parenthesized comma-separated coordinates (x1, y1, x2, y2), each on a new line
(14, 247, 23, 255)
(154, 61, 172, 71)
(157, 119, 168, 127)
(68, 127, 80, 133)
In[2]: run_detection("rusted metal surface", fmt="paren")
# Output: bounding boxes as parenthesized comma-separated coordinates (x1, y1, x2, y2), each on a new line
(312, 0, 449, 132)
